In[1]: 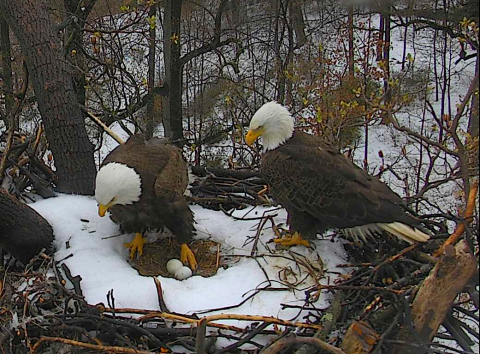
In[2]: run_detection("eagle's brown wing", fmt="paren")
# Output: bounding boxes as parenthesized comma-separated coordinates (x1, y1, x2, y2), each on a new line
(262, 131, 408, 232)
(102, 135, 187, 197)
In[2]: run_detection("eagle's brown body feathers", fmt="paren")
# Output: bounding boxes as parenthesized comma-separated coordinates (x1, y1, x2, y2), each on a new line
(102, 135, 194, 245)
(262, 130, 424, 242)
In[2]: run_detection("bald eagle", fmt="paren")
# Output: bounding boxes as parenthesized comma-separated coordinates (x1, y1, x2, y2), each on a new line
(245, 102, 430, 247)
(95, 135, 197, 269)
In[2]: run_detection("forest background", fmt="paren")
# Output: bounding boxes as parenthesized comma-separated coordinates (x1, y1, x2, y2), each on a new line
(0, 0, 478, 353)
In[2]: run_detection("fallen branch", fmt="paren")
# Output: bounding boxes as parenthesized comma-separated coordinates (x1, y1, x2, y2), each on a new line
(32, 336, 158, 353)
(136, 311, 322, 331)
(392, 240, 478, 354)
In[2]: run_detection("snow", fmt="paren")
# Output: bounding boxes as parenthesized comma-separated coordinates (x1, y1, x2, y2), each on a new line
(29, 193, 347, 333)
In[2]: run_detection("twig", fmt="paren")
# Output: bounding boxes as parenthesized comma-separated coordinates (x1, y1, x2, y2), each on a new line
(317, 284, 405, 295)
(31, 336, 158, 353)
(214, 322, 270, 354)
(251, 214, 274, 256)
(153, 277, 169, 313)
(60, 264, 83, 297)
(373, 243, 421, 272)
(0, 126, 14, 180)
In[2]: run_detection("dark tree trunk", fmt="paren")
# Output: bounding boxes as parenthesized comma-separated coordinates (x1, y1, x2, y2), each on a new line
(146, 2, 157, 139)
(383, 12, 391, 103)
(347, 5, 354, 77)
(163, 0, 184, 144)
(0, 0, 96, 195)
(288, 0, 307, 48)
(63, 0, 98, 106)
(468, 53, 479, 138)
(376, 14, 384, 62)
(0, 18, 15, 130)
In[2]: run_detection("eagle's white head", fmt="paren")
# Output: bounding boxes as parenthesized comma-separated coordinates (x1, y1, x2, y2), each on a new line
(95, 162, 142, 217)
(245, 101, 294, 151)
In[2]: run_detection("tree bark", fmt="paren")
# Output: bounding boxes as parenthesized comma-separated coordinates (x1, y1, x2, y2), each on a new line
(162, 0, 184, 144)
(0, 18, 15, 130)
(468, 52, 479, 138)
(146, 2, 157, 139)
(0, 0, 96, 195)
(347, 5, 354, 77)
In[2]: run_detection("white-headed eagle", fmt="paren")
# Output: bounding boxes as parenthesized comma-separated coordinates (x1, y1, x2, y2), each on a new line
(245, 102, 430, 247)
(95, 135, 197, 269)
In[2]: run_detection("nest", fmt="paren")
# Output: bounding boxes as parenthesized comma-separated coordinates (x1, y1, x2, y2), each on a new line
(131, 238, 221, 278)
(1, 163, 479, 354)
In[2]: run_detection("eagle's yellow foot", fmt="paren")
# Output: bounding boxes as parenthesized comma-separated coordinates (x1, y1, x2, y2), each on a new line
(180, 243, 197, 270)
(124, 233, 146, 259)
(274, 232, 310, 248)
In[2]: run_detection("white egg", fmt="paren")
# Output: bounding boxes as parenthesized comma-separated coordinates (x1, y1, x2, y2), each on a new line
(174, 266, 193, 280)
(166, 259, 183, 274)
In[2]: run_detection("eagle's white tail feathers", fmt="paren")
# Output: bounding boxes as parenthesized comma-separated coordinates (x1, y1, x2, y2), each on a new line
(378, 222, 430, 244)
(343, 222, 430, 244)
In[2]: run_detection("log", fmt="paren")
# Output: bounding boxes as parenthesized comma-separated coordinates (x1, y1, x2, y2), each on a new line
(392, 240, 478, 354)
(0, 189, 54, 264)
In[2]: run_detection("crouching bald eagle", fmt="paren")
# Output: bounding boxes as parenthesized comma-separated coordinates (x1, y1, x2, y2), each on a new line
(245, 102, 430, 247)
(95, 135, 197, 269)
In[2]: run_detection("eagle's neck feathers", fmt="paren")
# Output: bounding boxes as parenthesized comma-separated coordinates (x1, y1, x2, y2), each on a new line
(95, 162, 142, 206)
(250, 101, 295, 151)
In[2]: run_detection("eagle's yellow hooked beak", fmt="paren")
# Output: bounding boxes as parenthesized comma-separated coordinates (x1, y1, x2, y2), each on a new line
(245, 127, 265, 146)
(98, 201, 114, 217)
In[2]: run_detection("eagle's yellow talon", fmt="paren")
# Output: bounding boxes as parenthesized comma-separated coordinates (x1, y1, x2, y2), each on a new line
(124, 233, 146, 259)
(180, 243, 197, 270)
(274, 232, 310, 248)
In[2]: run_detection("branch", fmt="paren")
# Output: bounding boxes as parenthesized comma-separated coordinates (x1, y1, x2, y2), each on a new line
(434, 180, 479, 258)
(32, 336, 156, 353)
(86, 111, 125, 145)
(179, 0, 237, 66)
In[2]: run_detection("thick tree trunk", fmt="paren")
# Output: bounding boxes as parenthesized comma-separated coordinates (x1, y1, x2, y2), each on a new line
(0, 0, 96, 195)
(163, 0, 184, 145)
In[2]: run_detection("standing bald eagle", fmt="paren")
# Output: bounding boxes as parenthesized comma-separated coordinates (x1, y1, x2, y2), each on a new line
(95, 135, 196, 269)
(245, 102, 430, 247)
